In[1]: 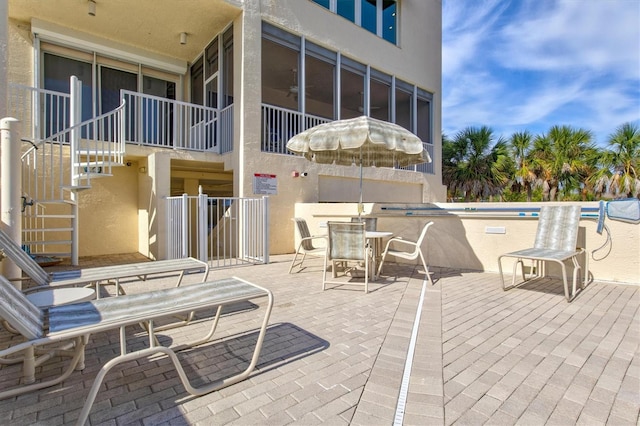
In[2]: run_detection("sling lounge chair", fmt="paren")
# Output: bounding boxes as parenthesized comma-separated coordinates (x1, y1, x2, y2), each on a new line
(0, 227, 209, 295)
(497, 205, 587, 302)
(0, 274, 273, 425)
(323, 221, 373, 293)
(377, 221, 434, 285)
(289, 218, 327, 273)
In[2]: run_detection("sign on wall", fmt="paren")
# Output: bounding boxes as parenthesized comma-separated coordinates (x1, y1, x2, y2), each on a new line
(253, 173, 277, 195)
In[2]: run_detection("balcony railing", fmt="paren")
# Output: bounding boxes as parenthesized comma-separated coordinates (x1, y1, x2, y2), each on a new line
(260, 103, 434, 175)
(261, 104, 330, 155)
(8, 83, 72, 142)
(122, 91, 233, 154)
(9, 83, 233, 154)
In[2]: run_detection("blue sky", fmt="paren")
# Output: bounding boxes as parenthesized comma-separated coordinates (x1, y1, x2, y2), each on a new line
(442, 0, 640, 147)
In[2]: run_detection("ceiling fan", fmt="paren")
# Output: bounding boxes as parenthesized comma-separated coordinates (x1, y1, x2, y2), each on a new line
(358, 91, 382, 113)
(285, 68, 311, 100)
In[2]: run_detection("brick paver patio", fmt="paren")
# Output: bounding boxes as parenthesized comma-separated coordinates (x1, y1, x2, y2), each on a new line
(0, 254, 638, 425)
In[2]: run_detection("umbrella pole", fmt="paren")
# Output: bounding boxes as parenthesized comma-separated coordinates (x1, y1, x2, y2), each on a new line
(358, 149, 363, 217)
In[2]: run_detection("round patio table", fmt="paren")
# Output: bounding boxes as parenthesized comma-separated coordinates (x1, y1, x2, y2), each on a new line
(26, 287, 95, 309)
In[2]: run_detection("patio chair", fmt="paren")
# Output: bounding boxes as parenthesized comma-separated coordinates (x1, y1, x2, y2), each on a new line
(351, 216, 378, 231)
(377, 221, 434, 285)
(0, 274, 273, 425)
(323, 221, 373, 293)
(0, 226, 209, 295)
(498, 205, 586, 302)
(289, 218, 327, 273)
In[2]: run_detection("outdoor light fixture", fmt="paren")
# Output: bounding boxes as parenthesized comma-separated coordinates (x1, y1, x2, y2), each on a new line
(88, 0, 96, 16)
(180, 32, 187, 45)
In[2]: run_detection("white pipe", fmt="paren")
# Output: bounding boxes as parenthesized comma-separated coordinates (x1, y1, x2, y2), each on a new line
(0, 117, 22, 286)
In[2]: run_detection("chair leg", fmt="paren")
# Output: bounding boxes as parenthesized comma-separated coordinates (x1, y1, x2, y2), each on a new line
(498, 255, 508, 290)
(583, 252, 589, 289)
(322, 253, 329, 291)
(364, 256, 369, 294)
(377, 253, 386, 277)
(288, 248, 301, 273)
(419, 251, 434, 286)
(571, 257, 581, 299)
(559, 262, 571, 301)
(511, 259, 524, 288)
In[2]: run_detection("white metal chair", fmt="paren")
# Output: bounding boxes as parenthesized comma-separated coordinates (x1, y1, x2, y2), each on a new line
(289, 218, 327, 273)
(377, 221, 434, 285)
(498, 205, 587, 302)
(323, 221, 373, 293)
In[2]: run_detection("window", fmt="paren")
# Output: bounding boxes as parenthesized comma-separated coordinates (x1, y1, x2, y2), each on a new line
(382, 0, 397, 44)
(311, 0, 397, 44)
(205, 37, 219, 109)
(395, 79, 413, 132)
(340, 57, 366, 119)
(190, 25, 233, 109)
(43, 53, 93, 134)
(222, 27, 234, 107)
(337, 0, 355, 22)
(260, 21, 435, 174)
(262, 23, 302, 110)
(416, 89, 432, 144)
(305, 42, 337, 120)
(361, 0, 377, 34)
(100, 66, 137, 115)
(190, 57, 204, 106)
(370, 69, 391, 121)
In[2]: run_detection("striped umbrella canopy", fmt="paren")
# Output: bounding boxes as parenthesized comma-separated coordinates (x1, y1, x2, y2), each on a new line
(286, 115, 431, 214)
(286, 115, 430, 167)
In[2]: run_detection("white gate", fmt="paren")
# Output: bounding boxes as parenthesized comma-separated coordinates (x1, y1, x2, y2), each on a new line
(167, 192, 269, 266)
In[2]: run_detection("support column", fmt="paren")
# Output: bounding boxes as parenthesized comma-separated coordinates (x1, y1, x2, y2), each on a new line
(1, 117, 22, 286)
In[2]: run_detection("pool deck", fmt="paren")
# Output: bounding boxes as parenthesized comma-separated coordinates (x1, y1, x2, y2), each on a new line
(1, 253, 638, 425)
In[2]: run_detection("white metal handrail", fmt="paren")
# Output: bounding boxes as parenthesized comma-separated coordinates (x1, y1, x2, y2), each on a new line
(20, 97, 126, 201)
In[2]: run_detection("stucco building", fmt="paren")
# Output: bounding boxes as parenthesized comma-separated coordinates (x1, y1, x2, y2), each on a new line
(2, 0, 445, 263)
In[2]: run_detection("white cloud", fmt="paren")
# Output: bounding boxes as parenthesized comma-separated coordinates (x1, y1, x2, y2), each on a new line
(497, 0, 640, 77)
(442, 0, 640, 146)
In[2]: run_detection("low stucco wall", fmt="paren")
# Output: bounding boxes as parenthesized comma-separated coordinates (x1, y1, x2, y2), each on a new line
(293, 202, 639, 285)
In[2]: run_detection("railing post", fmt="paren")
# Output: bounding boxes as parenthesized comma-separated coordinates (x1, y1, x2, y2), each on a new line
(70, 76, 82, 266)
(181, 193, 189, 258)
(70, 76, 81, 187)
(262, 196, 269, 264)
(197, 186, 208, 263)
(0, 117, 23, 285)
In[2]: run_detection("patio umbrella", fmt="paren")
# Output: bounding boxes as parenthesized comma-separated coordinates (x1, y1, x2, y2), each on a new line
(286, 115, 432, 215)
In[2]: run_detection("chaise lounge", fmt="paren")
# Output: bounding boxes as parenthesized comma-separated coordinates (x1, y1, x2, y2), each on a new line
(0, 227, 210, 295)
(0, 274, 273, 425)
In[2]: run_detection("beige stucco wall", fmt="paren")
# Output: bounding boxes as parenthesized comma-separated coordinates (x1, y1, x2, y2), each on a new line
(294, 202, 640, 285)
(77, 163, 140, 256)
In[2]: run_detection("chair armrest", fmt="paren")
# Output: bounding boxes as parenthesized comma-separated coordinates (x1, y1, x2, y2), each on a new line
(302, 235, 327, 242)
(387, 237, 416, 248)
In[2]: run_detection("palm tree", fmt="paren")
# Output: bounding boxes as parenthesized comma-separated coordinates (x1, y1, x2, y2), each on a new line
(530, 134, 555, 201)
(592, 122, 640, 198)
(531, 125, 595, 200)
(509, 131, 536, 201)
(442, 126, 512, 201)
